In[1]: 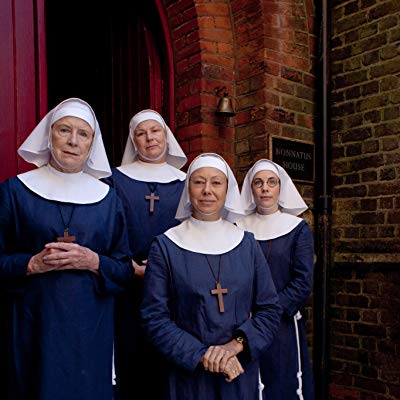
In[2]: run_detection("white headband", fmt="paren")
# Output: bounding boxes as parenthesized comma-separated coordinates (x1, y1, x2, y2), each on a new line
(189, 155, 228, 177)
(51, 103, 96, 131)
(129, 111, 164, 134)
(250, 161, 279, 181)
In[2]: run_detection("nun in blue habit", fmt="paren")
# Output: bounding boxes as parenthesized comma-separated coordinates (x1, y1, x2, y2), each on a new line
(140, 153, 282, 400)
(236, 159, 315, 400)
(102, 109, 187, 399)
(0, 98, 133, 400)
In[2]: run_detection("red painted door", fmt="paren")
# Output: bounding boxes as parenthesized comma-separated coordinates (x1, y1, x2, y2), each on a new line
(0, 0, 47, 182)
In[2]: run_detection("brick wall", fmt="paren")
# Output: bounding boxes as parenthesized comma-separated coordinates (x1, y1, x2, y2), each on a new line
(329, 265, 400, 400)
(233, 0, 317, 188)
(167, 0, 319, 179)
(167, 0, 237, 166)
(331, 0, 400, 258)
(330, 0, 400, 398)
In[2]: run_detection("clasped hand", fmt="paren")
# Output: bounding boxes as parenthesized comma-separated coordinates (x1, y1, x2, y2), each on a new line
(201, 341, 244, 382)
(27, 242, 99, 275)
(132, 259, 147, 278)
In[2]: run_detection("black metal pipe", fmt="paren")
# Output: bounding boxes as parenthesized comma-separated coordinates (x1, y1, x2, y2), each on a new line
(313, 0, 332, 398)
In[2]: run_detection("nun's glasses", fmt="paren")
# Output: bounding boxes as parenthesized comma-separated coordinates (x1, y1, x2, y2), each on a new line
(252, 177, 280, 188)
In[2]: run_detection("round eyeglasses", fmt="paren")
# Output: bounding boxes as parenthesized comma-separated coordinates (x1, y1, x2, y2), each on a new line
(252, 177, 280, 188)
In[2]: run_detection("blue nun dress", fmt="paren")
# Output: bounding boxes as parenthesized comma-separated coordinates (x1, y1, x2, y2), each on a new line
(237, 214, 315, 400)
(0, 176, 133, 400)
(141, 229, 282, 400)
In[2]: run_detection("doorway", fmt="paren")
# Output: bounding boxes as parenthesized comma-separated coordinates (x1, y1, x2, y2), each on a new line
(45, 0, 171, 167)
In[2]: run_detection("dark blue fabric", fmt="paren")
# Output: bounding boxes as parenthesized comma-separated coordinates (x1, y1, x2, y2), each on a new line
(258, 220, 315, 400)
(103, 169, 185, 399)
(103, 169, 184, 262)
(141, 232, 282, 399)
(0, 177, 133, 400)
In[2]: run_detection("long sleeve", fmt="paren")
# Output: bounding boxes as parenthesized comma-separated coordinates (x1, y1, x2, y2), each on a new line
(235, 236, 282, 360)
(278, 222, 314, 316)
(140, 238, 208, 372)
(96, 191, 134, 294)
(0, 180, 32, 278)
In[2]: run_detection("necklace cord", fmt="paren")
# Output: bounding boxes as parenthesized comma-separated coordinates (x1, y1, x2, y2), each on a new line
(57, 203, 76, 231)
(147, 182, 158, 193)
(205, 255, 222, 283)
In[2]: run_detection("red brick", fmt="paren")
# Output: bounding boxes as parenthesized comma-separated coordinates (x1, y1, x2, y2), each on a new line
(214, 16, 231, 30)
(195, 3, 229, 16)
(330, 383, 360, 400)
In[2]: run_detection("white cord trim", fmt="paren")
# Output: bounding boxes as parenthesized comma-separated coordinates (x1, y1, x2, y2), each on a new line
(258, 368, 265, 400)
(112, 342, 116, 385)
(257, 311, 304, 399)
(294, 311, 304, 400)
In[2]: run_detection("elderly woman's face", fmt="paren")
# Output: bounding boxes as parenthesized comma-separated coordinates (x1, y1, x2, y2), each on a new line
(134, 119, 167, 163)
(50, 116, 94, 173)
(189, 167, 228, 221)
(251, 170, 280, 214)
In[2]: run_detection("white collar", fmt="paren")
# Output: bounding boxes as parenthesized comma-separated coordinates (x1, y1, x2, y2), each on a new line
(17, 164, 109, 204)
(116, 160, 186, 183)
(165, 216, 244, 254)
(235, 210, 302, 240)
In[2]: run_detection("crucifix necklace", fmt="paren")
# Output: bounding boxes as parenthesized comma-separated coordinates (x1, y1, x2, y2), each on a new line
(145, 183, 159, 213)
(56, 203, 77, 243)
(205, 255, 228, 313)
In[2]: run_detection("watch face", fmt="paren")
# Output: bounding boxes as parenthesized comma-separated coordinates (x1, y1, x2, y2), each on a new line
(236, 336, 244, 344)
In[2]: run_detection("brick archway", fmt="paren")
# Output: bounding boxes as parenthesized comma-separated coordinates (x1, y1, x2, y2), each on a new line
(160, 0, 317, 175)
(163, 1, 237, 167)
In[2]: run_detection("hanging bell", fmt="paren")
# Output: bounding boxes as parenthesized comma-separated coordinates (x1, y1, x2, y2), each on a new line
(216, 93, 235, 117)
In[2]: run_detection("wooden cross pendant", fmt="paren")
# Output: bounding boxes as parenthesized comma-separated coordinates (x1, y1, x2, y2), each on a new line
(211, 281, 228, 313)
(57, 229, 76, 243)
(145, 192, 160, 213)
